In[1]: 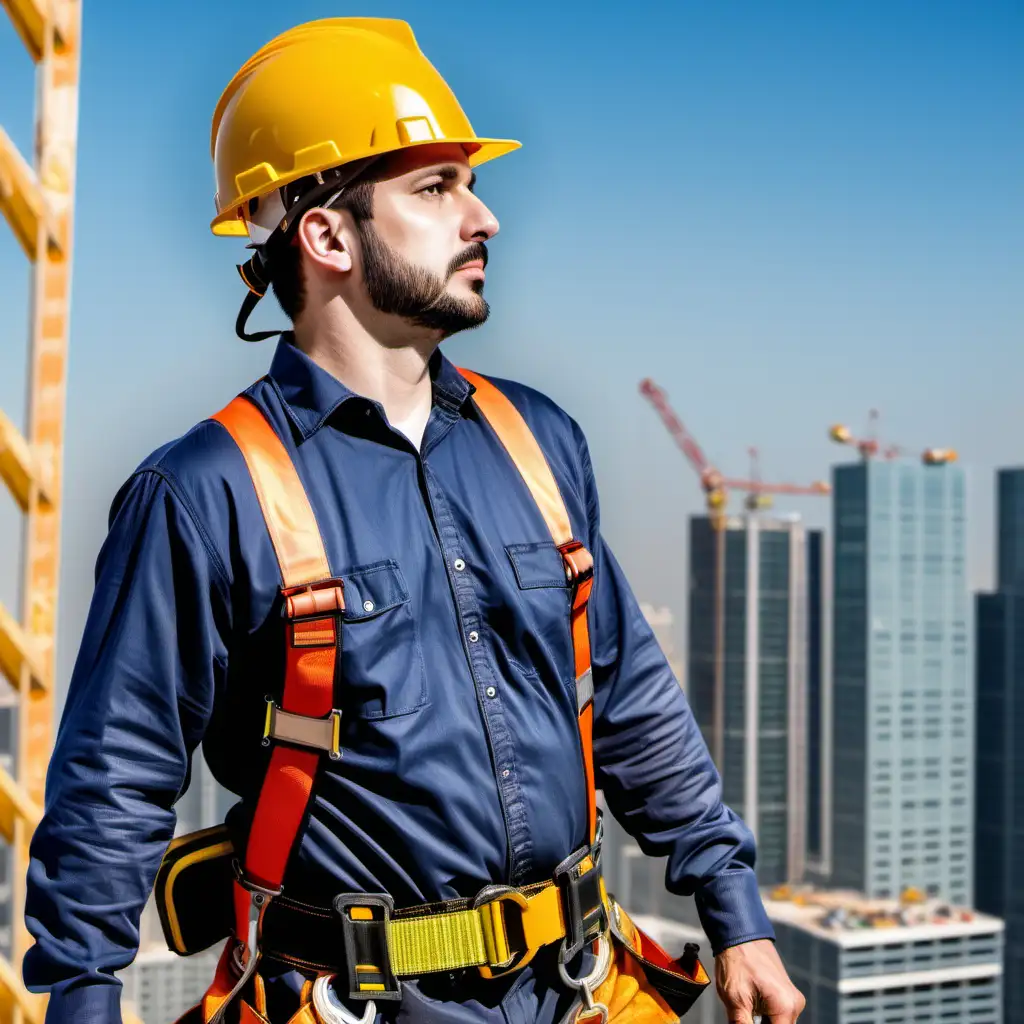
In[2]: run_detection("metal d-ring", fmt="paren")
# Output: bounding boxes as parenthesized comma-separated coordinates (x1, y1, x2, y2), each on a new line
(311, 974, 377, 1024)
(557, 932, 612, 1024)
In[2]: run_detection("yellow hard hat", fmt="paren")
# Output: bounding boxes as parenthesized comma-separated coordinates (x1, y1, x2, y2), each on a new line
(210, 18, 521, 238)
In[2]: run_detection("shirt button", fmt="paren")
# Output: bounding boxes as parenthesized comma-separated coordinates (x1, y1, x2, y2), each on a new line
(468, 630, 480, 643)
(485, 686, 497, 698)
(502, 769, 510, 779)
(363, 600, 375, 613)
(454, 559, 466, 572)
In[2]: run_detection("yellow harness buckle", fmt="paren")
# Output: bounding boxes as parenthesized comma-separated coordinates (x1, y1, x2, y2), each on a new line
(474, 886, 530, 976)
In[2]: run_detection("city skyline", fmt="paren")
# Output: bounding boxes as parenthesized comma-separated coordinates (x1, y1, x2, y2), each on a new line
(0, 2, 1019, 699)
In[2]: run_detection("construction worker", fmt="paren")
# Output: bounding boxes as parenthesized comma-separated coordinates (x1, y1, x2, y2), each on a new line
(22, 18, 806, 1024)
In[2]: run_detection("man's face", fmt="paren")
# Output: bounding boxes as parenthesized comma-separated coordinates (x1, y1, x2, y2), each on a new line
(353, 143, 500, 337)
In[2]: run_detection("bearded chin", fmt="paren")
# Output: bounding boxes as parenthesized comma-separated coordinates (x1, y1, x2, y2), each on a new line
(408, 291, 489, 335)
(359, 221, 490, 337)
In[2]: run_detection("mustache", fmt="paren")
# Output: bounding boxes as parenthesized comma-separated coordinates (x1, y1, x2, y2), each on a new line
(447, 242, 489, 277)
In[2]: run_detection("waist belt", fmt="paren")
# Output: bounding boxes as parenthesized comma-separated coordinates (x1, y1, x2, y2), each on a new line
(255, 829, 607, 1001)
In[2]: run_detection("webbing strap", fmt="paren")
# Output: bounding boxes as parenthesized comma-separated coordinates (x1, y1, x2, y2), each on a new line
(212, 396, 343, 958)
(457, 368, 598, 844)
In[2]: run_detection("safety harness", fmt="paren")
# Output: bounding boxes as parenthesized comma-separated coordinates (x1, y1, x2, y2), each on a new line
(168, 372, 710, 1024)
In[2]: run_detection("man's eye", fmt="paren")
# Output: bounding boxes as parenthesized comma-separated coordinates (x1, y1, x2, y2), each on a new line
(421, 182, 444, 196)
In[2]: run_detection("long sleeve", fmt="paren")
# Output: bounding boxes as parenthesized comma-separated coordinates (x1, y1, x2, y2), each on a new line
(23, 467, 231, 1022)
(578, 429, 776, 956)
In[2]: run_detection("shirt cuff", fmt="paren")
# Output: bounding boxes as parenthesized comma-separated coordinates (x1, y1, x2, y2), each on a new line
(40, 978, 123, 1024)
(694, 867, 776, 956)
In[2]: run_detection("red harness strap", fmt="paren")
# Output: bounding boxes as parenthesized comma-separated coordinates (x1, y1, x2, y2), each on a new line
(457, 368, 598, 846)
(206, 395, 344, 1022)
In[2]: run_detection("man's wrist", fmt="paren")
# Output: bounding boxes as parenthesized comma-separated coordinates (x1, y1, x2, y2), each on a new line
(695, 869, 776, 956)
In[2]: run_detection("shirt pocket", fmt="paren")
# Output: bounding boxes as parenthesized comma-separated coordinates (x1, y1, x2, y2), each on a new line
(504, 542, 573, 684)
(339, 559, 428, 720)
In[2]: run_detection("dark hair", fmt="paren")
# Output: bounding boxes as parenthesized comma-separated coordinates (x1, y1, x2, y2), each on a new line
(270, 177, 377, 323)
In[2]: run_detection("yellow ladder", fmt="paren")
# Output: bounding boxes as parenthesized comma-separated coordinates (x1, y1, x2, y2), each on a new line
(0, 2, 80, 1020)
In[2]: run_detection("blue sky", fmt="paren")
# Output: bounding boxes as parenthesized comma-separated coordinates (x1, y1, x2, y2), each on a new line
(0, 1, 1021, 689)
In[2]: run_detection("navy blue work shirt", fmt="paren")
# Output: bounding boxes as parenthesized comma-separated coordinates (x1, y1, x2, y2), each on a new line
(23, 338, 774, 1021)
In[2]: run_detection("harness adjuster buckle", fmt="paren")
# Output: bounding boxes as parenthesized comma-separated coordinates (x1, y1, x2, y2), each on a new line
(554, 828, 607, 965)
(333, 893, 402, 1002)
(557, 541, 594, 587)
(263, 697, 343, 760)
(472, 885, 532, 978)
(281, 577, 346, 621)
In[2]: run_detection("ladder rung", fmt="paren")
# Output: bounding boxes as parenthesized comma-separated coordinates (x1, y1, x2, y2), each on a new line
(0, 407, 50, 511)
(0, 603, 45, 694)
(0, 949, 46, 1023)
(0, 0, 48, 63)
(0, 127, 45, 260)
(0, 764, 42, 843)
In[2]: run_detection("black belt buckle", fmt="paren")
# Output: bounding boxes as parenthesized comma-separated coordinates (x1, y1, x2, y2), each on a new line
(333, 893, 402, 1001)
(554, 836, 607, 965)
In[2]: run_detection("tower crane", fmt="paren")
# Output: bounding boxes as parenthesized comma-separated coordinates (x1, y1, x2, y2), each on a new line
(829, 409, 957, 465)
(639, 377, 830, 769)
(638, 378, 832, 525)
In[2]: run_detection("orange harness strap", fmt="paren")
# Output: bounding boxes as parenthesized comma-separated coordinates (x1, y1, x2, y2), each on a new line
(206, 395, 345, 1022)
(458, 369, 598, 846)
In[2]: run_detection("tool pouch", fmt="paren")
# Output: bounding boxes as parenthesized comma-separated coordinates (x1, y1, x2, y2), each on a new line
(599, 898, 712, 1019)
(155, 825, 237, 955)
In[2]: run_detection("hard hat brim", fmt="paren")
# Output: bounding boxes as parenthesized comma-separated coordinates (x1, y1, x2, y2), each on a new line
(211, 137, 521, 237)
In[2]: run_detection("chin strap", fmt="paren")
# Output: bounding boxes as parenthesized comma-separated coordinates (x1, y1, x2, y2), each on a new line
(234, 157, 382, 344)
(235, 248, 285, 343)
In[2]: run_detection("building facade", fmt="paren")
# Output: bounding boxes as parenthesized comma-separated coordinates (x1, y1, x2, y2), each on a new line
(688, 514, 822, 886)
(765, 889, 1002, 1024)
(121, 946, 222, 1024)
(830, 461, 972, 905)
(974, 467, 1024, 1021)
(804, 530, 832, 877)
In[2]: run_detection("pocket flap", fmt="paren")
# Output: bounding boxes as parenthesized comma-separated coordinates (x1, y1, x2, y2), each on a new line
(506, 542, 568, 590)
(341, 560, 409, 620)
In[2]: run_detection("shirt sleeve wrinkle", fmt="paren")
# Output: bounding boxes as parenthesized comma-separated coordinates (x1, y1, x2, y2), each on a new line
(23, 466, 231, 1018)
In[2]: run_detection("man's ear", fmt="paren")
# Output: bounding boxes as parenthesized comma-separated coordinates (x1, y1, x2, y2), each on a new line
(296, 208, 353, 274)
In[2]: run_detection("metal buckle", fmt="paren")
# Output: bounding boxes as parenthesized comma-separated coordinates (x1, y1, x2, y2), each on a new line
(554, 831, 607, 966)
(262, 697, 343, 760)
(333, 893, 402, 1002)
(472, 885, 532, 979)
(558, 933, 611, 1024)
(311, 974, 377, 1024)
(210, 866, 283, 1024)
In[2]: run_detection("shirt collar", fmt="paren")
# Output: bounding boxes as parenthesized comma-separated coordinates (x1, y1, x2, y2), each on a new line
(267, 335, 475, 442)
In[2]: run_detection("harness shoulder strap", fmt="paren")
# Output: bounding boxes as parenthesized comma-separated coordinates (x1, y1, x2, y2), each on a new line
(207, 394, 345, 1021)
(457, 368, 598, 845)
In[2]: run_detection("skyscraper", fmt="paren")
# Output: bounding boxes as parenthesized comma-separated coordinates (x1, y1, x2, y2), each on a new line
(830, 460, 972, 904)
(804, 530, 831, 880)
(687, 513, 823, 887)
(974, 467, 1024, 1019)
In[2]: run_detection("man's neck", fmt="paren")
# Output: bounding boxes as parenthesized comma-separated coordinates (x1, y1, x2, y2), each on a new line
(293, 314, 440, 451)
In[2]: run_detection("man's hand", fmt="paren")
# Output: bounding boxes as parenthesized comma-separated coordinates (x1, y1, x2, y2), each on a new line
(715, 938, 806, 1023)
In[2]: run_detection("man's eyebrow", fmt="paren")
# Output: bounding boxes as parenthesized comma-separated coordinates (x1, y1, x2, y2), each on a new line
(428, 165, 477, 191)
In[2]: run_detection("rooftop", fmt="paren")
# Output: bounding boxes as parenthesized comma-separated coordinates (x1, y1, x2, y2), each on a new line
(761, 886, 1003, 948)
